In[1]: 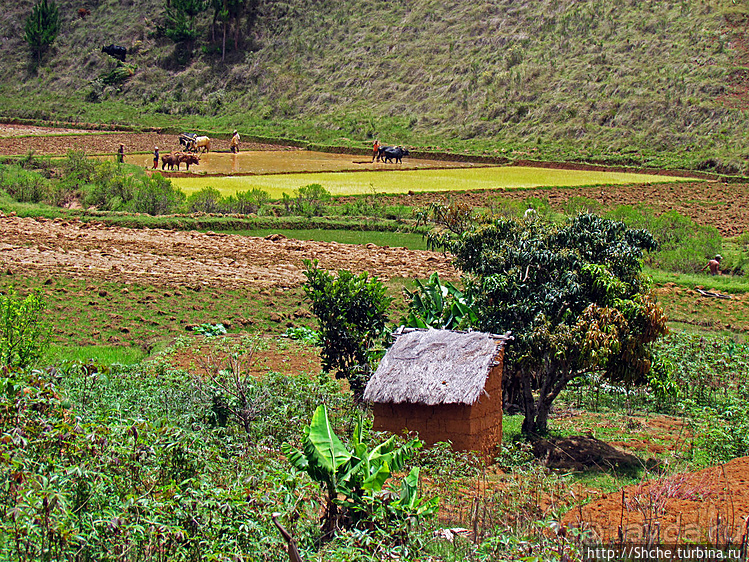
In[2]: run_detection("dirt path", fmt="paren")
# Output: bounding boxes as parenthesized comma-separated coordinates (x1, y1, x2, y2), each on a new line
(0, 214, 456, 289)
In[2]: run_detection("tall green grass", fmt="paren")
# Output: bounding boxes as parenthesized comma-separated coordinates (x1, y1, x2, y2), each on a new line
(223, 228, 428, 250)
(46, 345, 147, 365)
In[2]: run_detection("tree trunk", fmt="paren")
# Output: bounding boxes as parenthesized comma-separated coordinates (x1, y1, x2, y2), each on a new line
(522, 365, 578, 435)
(222, 20, 226, 61)
(520, 372, 537, 435)
(234, 10, 242, 52)
(502, 370, 523, 412)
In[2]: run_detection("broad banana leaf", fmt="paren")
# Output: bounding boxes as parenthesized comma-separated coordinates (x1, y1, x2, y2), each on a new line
(305, 405, 351, 474)
(391, 467, 439, 518)
(282, 405, 351, 492)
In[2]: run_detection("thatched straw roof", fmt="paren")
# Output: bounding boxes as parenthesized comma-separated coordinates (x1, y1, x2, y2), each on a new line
(363, 328, 510, 406)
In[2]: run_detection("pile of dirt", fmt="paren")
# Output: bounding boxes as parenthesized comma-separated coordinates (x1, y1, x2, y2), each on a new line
(533, 435, 641, 472)
(0, 215, 456, 289)
(563, 456, 749, 544)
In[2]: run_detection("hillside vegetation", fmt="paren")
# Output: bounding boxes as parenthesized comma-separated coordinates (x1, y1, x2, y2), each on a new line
(2, 0, 749, 170)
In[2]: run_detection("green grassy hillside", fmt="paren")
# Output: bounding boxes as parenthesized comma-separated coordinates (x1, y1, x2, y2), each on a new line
(3, 0, 749, 170)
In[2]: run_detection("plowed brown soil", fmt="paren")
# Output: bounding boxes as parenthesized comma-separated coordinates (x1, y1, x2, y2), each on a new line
(373, 182, 749, 238)
(563, 456, 749, 545)
(0, 214, 456, 289)
(0, 124, 296, 154)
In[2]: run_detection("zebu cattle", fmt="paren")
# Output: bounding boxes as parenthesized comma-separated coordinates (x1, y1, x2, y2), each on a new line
(178, 153, 200, 170)
(179, 132, 197, 152)
(379, 146, 409, 164)
(162, 152, 200, 171)
(161, 153, 180, 171)
(102, 44, 127, 62)
(194, 136, 211, 153)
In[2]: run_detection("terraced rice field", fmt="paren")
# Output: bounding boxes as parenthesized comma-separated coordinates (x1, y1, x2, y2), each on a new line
(169, 163, 686, 198)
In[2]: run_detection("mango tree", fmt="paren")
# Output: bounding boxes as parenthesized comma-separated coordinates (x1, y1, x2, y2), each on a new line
(426, 211, 668, 435)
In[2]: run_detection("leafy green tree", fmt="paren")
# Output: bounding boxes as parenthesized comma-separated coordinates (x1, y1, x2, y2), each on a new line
(162, 0, 207, 43)
(303, 260, 392, 400)
(0, 288, 50, 369)
(24, 0, 60, 63)
(428, 212, 668, 435)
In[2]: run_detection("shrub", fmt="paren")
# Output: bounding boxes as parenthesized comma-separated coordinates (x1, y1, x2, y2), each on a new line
(0, 164, 50, 203)
(302, 259, 391, 399)
(15, 150, 51, 172)
(234, 188, 270, 214)
(128, 173, 186, 215)
(0, 287, 50, 369)
(53, 150, 97, 205)
(81, 160, 138, 210)
(295, 183, 331, 216)
(99, 63, 136, 86)
(187, 186, 223, 213)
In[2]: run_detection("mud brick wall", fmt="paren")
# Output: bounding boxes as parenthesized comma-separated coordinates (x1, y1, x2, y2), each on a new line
(372, 360, 503, 458)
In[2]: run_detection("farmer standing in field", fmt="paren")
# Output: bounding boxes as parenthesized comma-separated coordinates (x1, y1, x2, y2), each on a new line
(117, 144, 125, 164)
(153, 146, 159, 169)
(372, 139, 381, 162)
(230, 130, 241, 153)
(703, 254, 722, 275)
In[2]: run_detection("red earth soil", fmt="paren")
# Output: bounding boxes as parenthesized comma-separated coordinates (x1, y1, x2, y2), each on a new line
(162, 335, 322, 378)
(0, 214, 456, 290)
(563, 456, 749, 546)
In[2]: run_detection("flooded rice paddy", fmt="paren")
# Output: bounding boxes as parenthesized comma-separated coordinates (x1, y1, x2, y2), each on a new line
(129, 150, 478, 175)
(130, 150, 690, 198)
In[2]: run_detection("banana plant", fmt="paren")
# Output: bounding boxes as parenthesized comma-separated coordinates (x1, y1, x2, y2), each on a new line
(282, 404, 351, 501)
(388, 467, 439, 522)
(282, 405, 427, 542)
(402, 272, 478, 330)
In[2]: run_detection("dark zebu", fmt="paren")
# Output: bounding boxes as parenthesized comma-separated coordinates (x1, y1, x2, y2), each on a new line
(102, 44, 127, 62)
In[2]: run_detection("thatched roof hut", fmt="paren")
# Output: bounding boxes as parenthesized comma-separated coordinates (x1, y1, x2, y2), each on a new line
(364, 328, 508, 405)
(364, 327, 511, 456)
